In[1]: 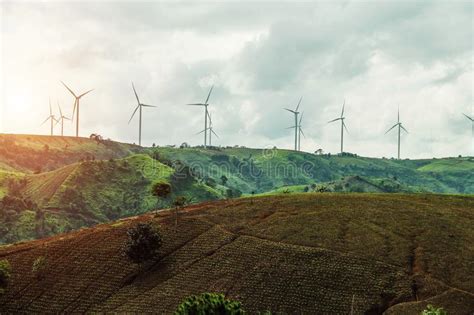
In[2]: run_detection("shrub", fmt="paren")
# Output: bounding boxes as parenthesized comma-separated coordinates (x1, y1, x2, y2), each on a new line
(122, 223, 163, 264)
(32, 256, 48, 280)
(152, 182, 172, 198)
(421, 305, 447, 315)
(0, 259, 11, 295)
(175, 293, 244, 315)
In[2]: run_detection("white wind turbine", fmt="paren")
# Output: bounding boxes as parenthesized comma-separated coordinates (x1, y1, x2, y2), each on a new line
(328, 100, 348, 153)
(284, 97, 302, 151)
(385, 108, 408, 159)
(463, 112, 474, 154)
(196, 112, 219, 146)
(41, 98, 58, 136)
(56, 102, 71, 137)
(128, 82, 156, 146)
(61, 81, 93, 138)
(298, 112, 305, 151)
(187, 86, 214, 148)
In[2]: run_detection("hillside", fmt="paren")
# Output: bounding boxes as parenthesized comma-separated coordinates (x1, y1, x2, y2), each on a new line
(0, 134, 472, 245)
(0, 194, 472, 313)
(0, 134, 141, 173)
(0, 154, 220, 244)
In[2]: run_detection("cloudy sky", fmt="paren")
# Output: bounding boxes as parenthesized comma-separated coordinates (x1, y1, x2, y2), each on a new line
(0, 0, 472, 158)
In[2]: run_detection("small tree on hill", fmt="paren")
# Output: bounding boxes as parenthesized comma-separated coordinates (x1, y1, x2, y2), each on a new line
(173, 196, 191, 229)
(220, 175, 228, 186)
(421, 305, 447, 315)
(152, 182, 172, 206)
(122, 223, 163, 264)
(175, 293, 244, 315)
(32, 256, 48, 280)
(0, 259, 11, 295)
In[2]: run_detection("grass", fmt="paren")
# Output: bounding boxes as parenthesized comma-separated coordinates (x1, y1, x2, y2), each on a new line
(0, 193, 472, 313)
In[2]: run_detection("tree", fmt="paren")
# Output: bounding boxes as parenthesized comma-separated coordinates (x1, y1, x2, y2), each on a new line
(32, 256, 48, 280)
(0, 259, 11, 295)
(152, 182, 172, 199)
(220, 175, 228, 186)
(122, 223, 163, 264)
(173, 196, 190, 228)
(175, 293, 244, 315)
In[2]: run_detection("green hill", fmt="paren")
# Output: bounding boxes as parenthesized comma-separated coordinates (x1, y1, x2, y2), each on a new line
(0, 135, 472, 244)
(0, 194, 472, 313)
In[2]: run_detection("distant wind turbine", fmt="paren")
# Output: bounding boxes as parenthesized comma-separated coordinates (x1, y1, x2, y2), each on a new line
(187, 86, 214, 148)
(196, 112, 219, 146)
(284, 97, 302, 151)
(61, 81, 93, 137)
(328, 100, 348, 153)
(56, 102, 71, 137)
(385, 108, 408, 159)
(41, 98, 58, 136)
(128, 82, 156, 146)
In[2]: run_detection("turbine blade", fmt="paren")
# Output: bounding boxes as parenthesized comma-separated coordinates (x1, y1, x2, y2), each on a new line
(299, 128, 305, 138)
(295, 96, 302, 112)
(299, 112, 304, 124)
(58, 102, 63, 117)
(49, 98, 52, 115)
(141, 104, 156, 107)
(61, 81, 77, 98)
(78, 89, 93, 98)
(385, 123, 398, 134)
(132, 82, 140, 104)
(343, 121, 349, 133)
(71, 99, 77, 122)
(211, 129, 219, 138)
(187, 103, 205, 106)
(128, 105, 139, 124)
(284, 108, 296, 114)
(341, 99, 345, 117)
(205, 85, 214, 104)
(41, 117, 50, 125)
(195, 129, 207, 135)
(327, 118, 341, 123)
(463, 113, 474, 122)
(285, 126, 296, 129)
(401, 125, 408, 133)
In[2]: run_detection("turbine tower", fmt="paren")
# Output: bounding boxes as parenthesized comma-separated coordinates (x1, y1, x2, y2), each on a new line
(61, 81, 93, 137)
(187, 86, 214, 148)
(284, 97, 302, 151)
(328, 100, 348, 153)
(56, 102, 71, 137)
(463, 113, 474, 154)
(41, 98, 58, 136)
(128, 82, 156, 146)
(385, 108, 408, 159)
(298, 112, 305, 151)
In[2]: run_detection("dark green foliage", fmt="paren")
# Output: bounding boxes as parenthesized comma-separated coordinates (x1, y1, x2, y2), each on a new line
(421, 305, 447, 315)
(152, 182, 172, 198)
(220, 175, 228, 186)
(175, 293, 244, 315)
(0, 259, 11, 295)
(122, 223, 162, 264)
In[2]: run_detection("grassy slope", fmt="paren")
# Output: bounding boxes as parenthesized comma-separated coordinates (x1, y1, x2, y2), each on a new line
(0, 194, 472, 314)
(0, 154, 221, 244)
(0, 134, 140, 173)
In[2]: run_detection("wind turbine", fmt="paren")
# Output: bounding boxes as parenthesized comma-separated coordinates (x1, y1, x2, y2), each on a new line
(196, 112, 219, 146)
(187, 86, 213, 148)
(298, 112, 305, 151)
(463, 113, 474, 153)
(328, 100, 348, 153)
(56, 102, 70, 137)
(61, 81, 93, 137)
(385, 108, 408, 159)
(284, 97, 302, 151)
(128, 82, 156, 146)
(41, 98, 58, 136)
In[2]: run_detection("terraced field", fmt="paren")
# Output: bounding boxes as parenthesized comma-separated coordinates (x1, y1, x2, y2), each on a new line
(1, 193, 472, 314)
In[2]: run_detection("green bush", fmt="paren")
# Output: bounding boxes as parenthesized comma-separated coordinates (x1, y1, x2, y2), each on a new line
(122, 223, 162, 264)
(421, 305, 447, 315)
(0, 259, 11, 295)
(175, 293, 244, 315)
(32, 256, 48, 280)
